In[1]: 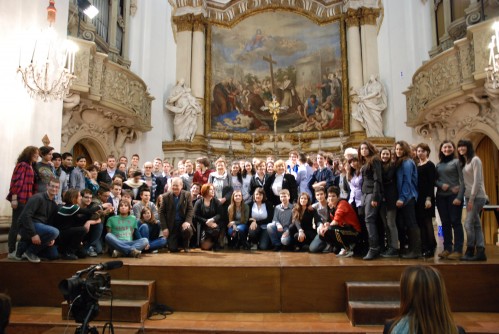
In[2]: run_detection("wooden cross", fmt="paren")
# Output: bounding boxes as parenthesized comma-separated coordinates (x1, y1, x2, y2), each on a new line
(263, 54, 277, 95)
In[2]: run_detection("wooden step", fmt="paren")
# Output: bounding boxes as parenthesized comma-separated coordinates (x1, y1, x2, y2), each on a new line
(43, 326, 139, 334)
(345, 281, 400, 302)
(62, 298, 149, 323)
(347, 301, 399, 326)
(111, 279, 155, 301)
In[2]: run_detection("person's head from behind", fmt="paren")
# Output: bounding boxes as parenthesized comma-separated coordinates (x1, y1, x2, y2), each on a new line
(0, 293, 11, 334)
(63, 188, 81, 205)
(392, 265, 458, 334)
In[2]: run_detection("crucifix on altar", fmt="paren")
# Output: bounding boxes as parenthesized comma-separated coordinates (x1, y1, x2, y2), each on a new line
(261, 96, 288, 155)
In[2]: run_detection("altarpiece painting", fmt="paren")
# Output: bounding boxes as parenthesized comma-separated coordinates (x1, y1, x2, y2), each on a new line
(207, 11, 346, 137)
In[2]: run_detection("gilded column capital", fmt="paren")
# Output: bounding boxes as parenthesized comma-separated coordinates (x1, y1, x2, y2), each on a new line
(192, 14, 206, 32)
(359, 7, 380, 26)
(345, 8, 360, 27)
(173, 14, 194, 32)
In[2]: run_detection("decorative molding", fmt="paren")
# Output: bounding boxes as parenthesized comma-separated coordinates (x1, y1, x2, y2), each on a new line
(173, 14, 195, 32)
(172, 0, 344, 28)
(63, 38, 154, 158)
(345, 8, 360, 27)
(406, 19, 499, 147)
(192, 14, 207, 32)
(359, 7, 380, 26)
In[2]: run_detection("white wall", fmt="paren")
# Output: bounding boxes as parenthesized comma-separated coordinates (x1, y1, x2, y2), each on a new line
(0, 1, 68, 217)
(378, 0, 433, 144)
(126, 0, 177, 162)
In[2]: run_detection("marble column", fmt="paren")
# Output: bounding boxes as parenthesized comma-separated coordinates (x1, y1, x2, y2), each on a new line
(345, 8, 364, 134)
(173, 14, 194, 87)
(191, 15, 206, 137)
(360, 7, 380, 84)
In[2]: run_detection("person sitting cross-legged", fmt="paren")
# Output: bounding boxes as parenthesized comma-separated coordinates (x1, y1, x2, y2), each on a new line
(105, 200, 149, 258)
(319, 186, 361, 257)
(138, 207, 167, 253)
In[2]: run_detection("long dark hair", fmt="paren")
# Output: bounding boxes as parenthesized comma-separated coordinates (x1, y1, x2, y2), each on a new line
(457, 139, 475, 167)
(358, 141, 380, 170)
(394, 141, 412, 168)
(292, 192, 311, 222)
(17, 146, 39, 164)
(389, 265, 458, 334)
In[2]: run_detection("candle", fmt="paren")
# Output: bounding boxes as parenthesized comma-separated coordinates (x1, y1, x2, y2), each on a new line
(31, 40, 37, 63)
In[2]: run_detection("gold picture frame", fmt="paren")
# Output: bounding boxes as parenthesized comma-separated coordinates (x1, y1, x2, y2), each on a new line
(205, 9, 349, 142)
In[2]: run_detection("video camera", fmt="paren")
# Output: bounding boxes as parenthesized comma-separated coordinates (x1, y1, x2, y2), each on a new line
(59, 261, 122, 325)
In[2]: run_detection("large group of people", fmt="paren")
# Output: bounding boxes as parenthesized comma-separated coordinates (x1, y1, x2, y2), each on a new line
(5, 138, 489, 262)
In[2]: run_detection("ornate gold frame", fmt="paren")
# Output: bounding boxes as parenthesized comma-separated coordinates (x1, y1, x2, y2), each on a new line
(204, 8, 349, 143)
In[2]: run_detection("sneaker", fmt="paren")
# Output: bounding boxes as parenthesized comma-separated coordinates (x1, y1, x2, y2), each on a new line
(447, 251, 462, 260)
(130, 248, 141, 258)
(87, 247, 98, 257)
(152, 250, 159, 254)
(322, 244, 332, 253)
(22, 251, 40, 263)
(7, 251, 22, 261)
(112, 250, 123, 258)
(438, 250, 451, 259)
(343, 249, 355, 258)
(337, 248, 347, 257)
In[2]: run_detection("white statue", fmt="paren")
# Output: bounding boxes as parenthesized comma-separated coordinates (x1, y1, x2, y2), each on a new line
(165, 79, 202, 142)
(351, 74, 387, 137)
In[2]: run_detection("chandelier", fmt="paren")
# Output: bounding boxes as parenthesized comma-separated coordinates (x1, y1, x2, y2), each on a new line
(486, 21, 499, 89)
(17, 0, 78, 102)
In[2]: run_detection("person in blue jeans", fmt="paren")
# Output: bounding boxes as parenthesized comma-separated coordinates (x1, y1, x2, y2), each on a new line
(267, 189, 293, 251)
(457, 139, 488, 261)
(138, 206, 167, 252)
(435, 140, 464, 260)
(105, 200, 149, 258)
(15, 178, 61, 262)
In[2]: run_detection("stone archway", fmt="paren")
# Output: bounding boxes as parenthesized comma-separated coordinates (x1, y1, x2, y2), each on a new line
(72, 138, 107, 165)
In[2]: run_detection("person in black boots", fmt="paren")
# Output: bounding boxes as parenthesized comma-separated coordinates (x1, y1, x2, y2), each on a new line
(358, 141, 383, 260)
(457, 139, 488, 261)
(394, 141, 421, 259)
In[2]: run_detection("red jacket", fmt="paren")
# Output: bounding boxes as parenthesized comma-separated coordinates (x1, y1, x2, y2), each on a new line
(330, 199, 361, 232)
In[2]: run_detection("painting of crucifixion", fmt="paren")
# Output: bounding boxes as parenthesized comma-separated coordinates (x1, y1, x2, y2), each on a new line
(208, 11, 345, 134)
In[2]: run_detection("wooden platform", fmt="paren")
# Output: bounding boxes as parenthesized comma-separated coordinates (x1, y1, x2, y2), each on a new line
(1, 246, 499, 333)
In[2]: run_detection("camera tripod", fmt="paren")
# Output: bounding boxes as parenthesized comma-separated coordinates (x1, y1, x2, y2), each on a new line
(74, 303, 99, 334)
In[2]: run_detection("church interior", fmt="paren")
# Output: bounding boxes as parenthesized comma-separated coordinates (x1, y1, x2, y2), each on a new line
(1, 0, 499, 333)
